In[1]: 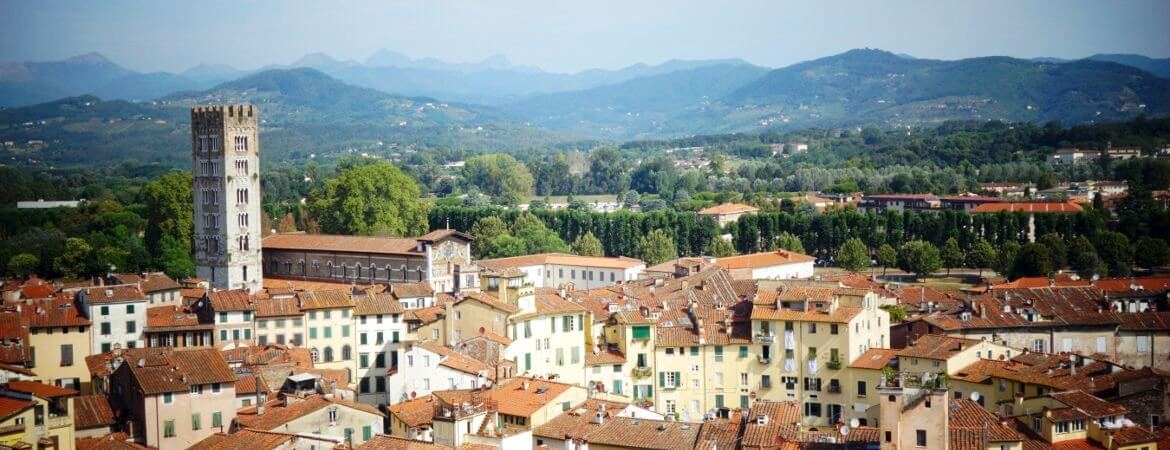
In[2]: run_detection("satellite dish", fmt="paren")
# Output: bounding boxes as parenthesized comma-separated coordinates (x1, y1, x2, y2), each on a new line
(970, 392, 982, 402)
(840, 426, 851, 436)
(849, 418, 860, 428)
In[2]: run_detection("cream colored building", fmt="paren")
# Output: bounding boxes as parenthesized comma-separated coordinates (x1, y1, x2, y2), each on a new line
(234, 395, 385, 446)
(299, 290, 357, 380)
(252, 295, 305, 347)
(505, 291, 589, 386)
(0, 381, 78, 450)
(24, 296, 92, 391)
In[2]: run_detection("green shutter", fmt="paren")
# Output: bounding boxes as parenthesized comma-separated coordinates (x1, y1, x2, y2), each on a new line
(363, 425, 372, 440)
(659, 372, 665, 388)
(525, 353, 531, 370)
(674, 372, 681, 387)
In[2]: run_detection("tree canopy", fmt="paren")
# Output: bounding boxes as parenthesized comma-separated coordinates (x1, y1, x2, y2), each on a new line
(309, 160, 429, 236)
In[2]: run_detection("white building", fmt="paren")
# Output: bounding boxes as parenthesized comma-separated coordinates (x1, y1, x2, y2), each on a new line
(713, 249, 816, 280)
(354, 292, 408, 407)
(194, 289, 256, 350)
(478, 253, 645, 290)
(191, 104, 263, 292)
(389, 342, 493, 403)
(77, 285, 148, 353)
(504, 291, 589, 386)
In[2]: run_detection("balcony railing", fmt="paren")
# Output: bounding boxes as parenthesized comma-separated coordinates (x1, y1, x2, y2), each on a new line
(758, 355, 772, 364)
(46, 415, 72, 430)
(827, 359, 842, 370)
(754, 333, 775, 344)
(633, 366, 653, 378)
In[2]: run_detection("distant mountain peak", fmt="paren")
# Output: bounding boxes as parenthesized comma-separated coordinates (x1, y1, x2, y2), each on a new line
(63, 52, 114, 65)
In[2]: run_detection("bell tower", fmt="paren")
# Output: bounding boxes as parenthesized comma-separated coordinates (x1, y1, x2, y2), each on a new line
(191, 104, 263, 292)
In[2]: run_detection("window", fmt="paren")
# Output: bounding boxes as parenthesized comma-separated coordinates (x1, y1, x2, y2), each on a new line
(1096, 336, 1107, 353)
(212, 411, 223, 428)
(1138, 336, 1150, 353)
(714, 346, 724, 361)
(60, 344, 73, 366)
(804, 402, 822, 416)
(164, 420, 175, 438)
(212, 383, 221, 393)
(192, 413, 201, 430)
(191, 385, 203, 395)
(219, 312, 228, 323)
(632, 326, 651, 340)
(809, 323, 817, 333)
(1032, 339, 1045, 352)
(857, 380, 867, 397)
(100, 306, 109, 316)
(916, 430, 926, 447)
(1055, 421, 1069, 433)
(830, 324, 839, 335)
(738, 346, 748, 358)
(163, 392, 174, 404)
(360, 354, 369, 368)
(740, 372, 749, 386)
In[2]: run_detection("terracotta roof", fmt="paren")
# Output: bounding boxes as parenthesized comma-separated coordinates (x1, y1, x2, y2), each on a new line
(358, 435, 453, 450)
(456, 292, 520, 314)
(297, 289, 354, 309)
(181, 288, 207, 300)
(252, 296, 303, 317)
(73, 394, 116, 430)
(750, 305, 861, 324)
(236, 395, 382, 430)
(0, 395, 33, 421)
(971, 201, 1083, 213)
(715, 250, 815, 269)
(576, 416, 700, 450)
(22, 296, 90, 328)
(2, 380, 77, 398)
(1050, 390, 1128, 419)
(864, 194, 939, 201)
(234, 374, 270, 395)
(462, 330, 511, 346)
(354, 293, 407, 316)
(1110, 425, 1159, 446)
(948, 399, 1021, 446)
(698, 203, 759, 215)
(390, 282, 435, 298)
(204, 290, 255, 311)
(478, 253, 645, 271)
(585, 349, 626, 366)
(122, 347, 237, 395)
(76, 432, 149, 450)
(742, 400, 803, 448)
(486, 377, 574, 417)
(532, 398, 630, 439)
(849, 348, 898, 370)
(79, 285, 146, 303)
(416, 342, 495, 380)
(145, 305, 210, 332)
(0, 362, 35, 377)
(509, 290, 587, 322)
(388, 395, 435, 428)
(189, 429, 339, 450)
(19, 281, 56, 299)
(897, 334, 982, 360)
(112, 272, 180, 293)
(406, 304, 446, 325)
(262, 233, 423, 255)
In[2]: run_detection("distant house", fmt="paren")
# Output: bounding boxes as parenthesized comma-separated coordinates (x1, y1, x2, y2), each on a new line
(16, 199, 81, 209)
(713, 249, 815, 280)
(859, 194, 939, 213)
(970, 201, 1083, 241)
(477, 253, 645, 290)
(697, 203, 759, 227)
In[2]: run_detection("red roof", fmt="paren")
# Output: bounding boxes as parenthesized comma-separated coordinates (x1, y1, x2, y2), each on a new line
(3, 380, 77, 398)
(697, 203, 759, 215)
(0, 396, 33, 420)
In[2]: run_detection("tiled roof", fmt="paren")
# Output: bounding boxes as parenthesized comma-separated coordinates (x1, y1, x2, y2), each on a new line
(236, 395, 382, 430)
(897, 334, 982, 360)
(262, 233, 424, 255)
(2, 380, 76, 398)
(576, 416, 700, 450)
(19, 280, 56, 299)
(252, 296, 302, 317)
(741, 400, 802, 447)
(750, 305, 861, 324)
(585, 349, 626, 365)
(715, 250, 815, 269)
(849, 348, 898, 370)
(389, 282, 435, 298)
(486, 377, 574, 417)
(73, 395, 116, 430)
(79, 285, 146, 303)
(0, 362, 35, 377)
(416, 342, 495, 380)
(532, 398, 630, 439)
(76, 432, 149, 450)
(22, 296, 90, 328)
(0, 396, 33, 421)
(948, 399, 1021, 446)
(698, 203, 759, 215)
(1049, 390, 1128, 419)
(406, 304, 446, 325)
(189, 429, 339, 450)
(357, 435, 453, 450)
(1110, 425, 1158, 445)
(234, 374, 269, 395)
(145, 305, 210, 332)
(205, 289, 255, 311)
(971, 201, 1083, 213)
(456, 292, 519, 314)
(462, 330, 511, 346)
(113, 272, 180, 293)
(354, 293, 406, 316)
(388, 394, 434, 428)
(121, 347, 236, 395)
(418, 228, 472, 242)
(510, 290, 587, 322)
(297, 289, 354, 309)
(950, 353, 1120, 394)
(478, 252, 645, 271)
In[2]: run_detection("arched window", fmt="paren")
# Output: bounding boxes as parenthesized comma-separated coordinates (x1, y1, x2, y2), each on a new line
(323, 347, 335, 362)
(310, 348, 320, 363)
(355, 263, 363, 279)
(341, 345, 352, 360)
(299, 260, 307, 275)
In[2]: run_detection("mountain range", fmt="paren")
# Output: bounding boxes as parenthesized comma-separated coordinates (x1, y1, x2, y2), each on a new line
(0, 48, 1168, 165)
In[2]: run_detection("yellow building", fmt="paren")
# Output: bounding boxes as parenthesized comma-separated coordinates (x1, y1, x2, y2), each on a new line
(0, 381, 78, 450)
(0, 396, 36, 449)
(23, 297, 91, 392)
(1015, 390, 1158, 450)
(298, 290, 357, 381)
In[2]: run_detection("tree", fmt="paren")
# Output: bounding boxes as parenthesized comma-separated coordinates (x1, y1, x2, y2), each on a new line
(1068, 236, 1102, 278)
(897, 240, 941, 279)
(940, 237, 963, 275)
(588, 148, 629, 194)
(462, 154, 535, 206)
(572, 232, 605, 257)
(511, 213, 570, 255)
(157, 235, 195, 279)
(993, 241, 1021, 278)
(6, 253, 38, 278)
(876, 244, 897, 276)
(622, 190, 641, 209)
(1037, 233, 1068, 269)
(1134, 237, 1170, 270)
(776, 232, 806, 254)
(479, 234, 528, 259)
(1095, 232, 1133, 277)
(836, 238, 870, 273)
(142, 171, 193, 259)
(704, 237, 737, 258)
(1010, 243, 1053, 279)
(969, 240, 997, 277)
(309, 161, 429, 236)
(470, 216, 510, 258)
(636, 230, 677, 265)
(54, 238, 92, 279)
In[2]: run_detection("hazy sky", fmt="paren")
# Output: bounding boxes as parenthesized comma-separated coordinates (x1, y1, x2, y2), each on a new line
(2, 0, 1168, 74)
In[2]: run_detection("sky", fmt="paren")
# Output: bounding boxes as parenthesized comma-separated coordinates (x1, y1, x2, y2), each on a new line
(2, 0, 1169, 74)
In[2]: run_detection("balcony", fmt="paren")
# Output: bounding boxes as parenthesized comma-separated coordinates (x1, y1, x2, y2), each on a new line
(827, 360, 842, 370)
(633, 366, 653, 378)
(828, 383, 842, 394)
(758, 355, 772, 364)
(46, 415, 72, 430)
(754, 333, 775, 344)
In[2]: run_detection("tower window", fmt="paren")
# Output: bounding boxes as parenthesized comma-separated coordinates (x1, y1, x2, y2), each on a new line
(235, 135, 248, 152)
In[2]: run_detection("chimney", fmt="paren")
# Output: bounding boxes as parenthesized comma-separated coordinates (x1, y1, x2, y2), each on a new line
(594, 411, 605, 425)
(522, 380, 531, 391)
(256, 376, 265, 414)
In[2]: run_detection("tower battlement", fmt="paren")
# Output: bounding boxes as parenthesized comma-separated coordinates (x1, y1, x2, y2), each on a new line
(191, 104, 257, 126)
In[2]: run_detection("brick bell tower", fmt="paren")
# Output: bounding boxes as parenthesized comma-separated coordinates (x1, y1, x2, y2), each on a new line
(191, 105, 263, 292)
